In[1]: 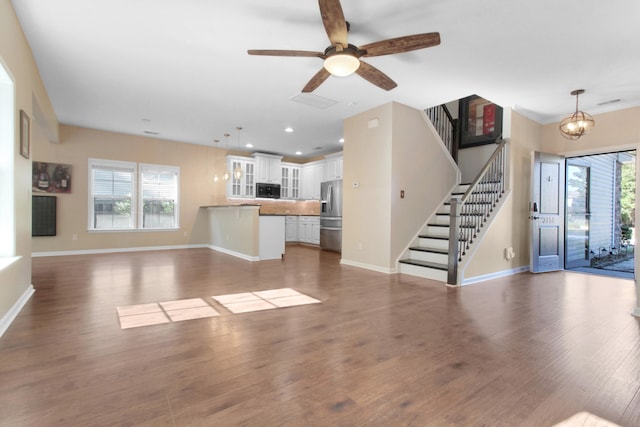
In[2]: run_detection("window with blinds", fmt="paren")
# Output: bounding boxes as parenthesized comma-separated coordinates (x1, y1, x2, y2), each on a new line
(88, 159, 179, 231)
(89, 159, 136, 230)
(139, 163, 179, 229)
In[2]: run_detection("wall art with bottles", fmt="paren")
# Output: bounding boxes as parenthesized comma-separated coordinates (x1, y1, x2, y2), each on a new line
(32, 161, 72, 194)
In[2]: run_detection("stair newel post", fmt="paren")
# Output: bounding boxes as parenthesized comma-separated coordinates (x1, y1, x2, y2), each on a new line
(448, 198, 461, 285)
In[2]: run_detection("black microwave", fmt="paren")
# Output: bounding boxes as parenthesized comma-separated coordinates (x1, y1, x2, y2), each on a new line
(256, 183, 281, 199)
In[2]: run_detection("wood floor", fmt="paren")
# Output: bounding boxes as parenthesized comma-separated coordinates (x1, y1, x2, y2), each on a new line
(1, 246, 639, 426)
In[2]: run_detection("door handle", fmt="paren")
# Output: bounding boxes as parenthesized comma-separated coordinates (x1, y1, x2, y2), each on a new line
(529, 215, 539, 220)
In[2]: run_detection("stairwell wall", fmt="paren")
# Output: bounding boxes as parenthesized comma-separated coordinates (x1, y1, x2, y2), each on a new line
(463, 111, 543, 279)
(342, 102, 458, 272)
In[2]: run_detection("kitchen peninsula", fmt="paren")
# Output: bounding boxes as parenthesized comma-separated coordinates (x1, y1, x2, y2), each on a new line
(204, 201, 319, 261)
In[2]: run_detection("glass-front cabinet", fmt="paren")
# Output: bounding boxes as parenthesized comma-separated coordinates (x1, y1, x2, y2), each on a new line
(226, 156, 255, 198)
(281, 163, 301, 199)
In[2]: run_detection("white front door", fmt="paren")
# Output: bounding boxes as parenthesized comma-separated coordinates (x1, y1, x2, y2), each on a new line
(530, 151, 565, 273)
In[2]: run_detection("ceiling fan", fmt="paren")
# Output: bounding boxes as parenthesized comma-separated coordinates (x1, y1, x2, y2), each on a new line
(247, 0, 441, 92)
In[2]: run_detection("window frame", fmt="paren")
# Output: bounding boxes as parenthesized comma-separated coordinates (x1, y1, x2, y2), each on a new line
(88, 159, 180, 232)
(138, 163, 180, 230)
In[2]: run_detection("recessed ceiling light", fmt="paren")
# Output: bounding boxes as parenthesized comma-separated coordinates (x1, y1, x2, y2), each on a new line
(295, 151, 302, 155)
(339, 138, 344, 143)
(245, 143, 253, 148)
(285, 127, 294, 133)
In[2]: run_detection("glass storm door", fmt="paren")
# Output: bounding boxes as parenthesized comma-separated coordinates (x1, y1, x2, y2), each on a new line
(565, 163, 591, 268)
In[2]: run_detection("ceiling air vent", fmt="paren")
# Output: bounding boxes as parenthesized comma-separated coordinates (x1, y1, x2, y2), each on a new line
(290, 93, 338, 110)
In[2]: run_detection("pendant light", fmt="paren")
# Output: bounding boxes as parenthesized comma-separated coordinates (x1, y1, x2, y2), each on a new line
(559, 89, 595, 140)
(212, 139, 220, 182)
(222, 133, 231, 181)
(233, 126, 244, 180)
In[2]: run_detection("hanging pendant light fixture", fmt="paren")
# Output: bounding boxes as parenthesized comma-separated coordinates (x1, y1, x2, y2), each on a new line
(559, 89, 595, 140)
(213, 139, 220, 182)
(233, 126, 244, 180)
(222, 133, 231, 181)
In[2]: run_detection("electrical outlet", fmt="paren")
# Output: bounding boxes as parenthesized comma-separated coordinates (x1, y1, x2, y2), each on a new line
(72, 234, 78, 241)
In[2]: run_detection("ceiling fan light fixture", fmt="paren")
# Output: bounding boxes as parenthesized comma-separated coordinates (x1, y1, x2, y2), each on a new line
(324, 51, 360, 77)
(559, 89, 595, 140)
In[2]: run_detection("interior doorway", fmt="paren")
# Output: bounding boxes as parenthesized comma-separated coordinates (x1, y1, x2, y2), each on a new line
(564, 150, 636, 278)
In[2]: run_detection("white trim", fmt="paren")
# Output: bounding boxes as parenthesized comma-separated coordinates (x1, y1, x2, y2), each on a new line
(633, 307, 640, 318)
(461, 265, 530, 286)
(0, 285, 34, 338)
(207, 245, 259, 262)
(340, 259, 396, 274)
(32, 244, 207, 257)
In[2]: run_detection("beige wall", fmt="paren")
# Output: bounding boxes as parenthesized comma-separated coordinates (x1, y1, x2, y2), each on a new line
(0, 0, 58, 326)
(343, 103, 393, 269)
(31, 125, 230, 253)
(464, 111, 543, 278)
(342, 102, 458, 271)
(465, 107, 640, 282)
(207, 206, 259, 258)
(390, 102, 459, 266)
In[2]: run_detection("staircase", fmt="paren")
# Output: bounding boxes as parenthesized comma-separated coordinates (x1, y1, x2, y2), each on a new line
(398, 136, 509, 285)
(398, 183, 468, 282)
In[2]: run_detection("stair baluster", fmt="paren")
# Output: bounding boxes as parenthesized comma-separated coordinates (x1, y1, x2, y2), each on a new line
(448, 138, 509, 285)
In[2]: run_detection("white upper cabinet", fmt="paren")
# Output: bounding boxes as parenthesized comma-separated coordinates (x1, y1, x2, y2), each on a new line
(324, 152, 343, 181)
(253, 153, 282, 184)
(281, 163, 301, 199)
(226, 155, 255, 198)
(302, 161, 323, 200)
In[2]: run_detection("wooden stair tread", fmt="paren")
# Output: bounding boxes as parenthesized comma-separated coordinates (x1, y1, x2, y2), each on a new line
(399, 259, 447, 270)
(409, 246, 448, 254)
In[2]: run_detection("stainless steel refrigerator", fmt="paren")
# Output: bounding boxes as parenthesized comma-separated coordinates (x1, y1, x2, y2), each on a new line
(320, 179, 342, 253)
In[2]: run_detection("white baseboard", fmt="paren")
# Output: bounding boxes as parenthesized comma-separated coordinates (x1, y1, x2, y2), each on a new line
(461, 265, 530, 286)
(0, 285, 34, 338)
(340, 259, 397, 274)
(32, 244, 208, 257)
(207, 245, 259, 262)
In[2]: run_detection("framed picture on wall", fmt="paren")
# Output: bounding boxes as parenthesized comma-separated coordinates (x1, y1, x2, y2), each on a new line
(32, 161, 72, 194)
(20, 109, 30, 159)
(458, 95, 503, 148)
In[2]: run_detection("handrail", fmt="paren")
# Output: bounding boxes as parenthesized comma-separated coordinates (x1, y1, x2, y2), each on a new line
(460, 137, 507, 203)
(425, 104, 457, 160)
(447, 138, 509, 285)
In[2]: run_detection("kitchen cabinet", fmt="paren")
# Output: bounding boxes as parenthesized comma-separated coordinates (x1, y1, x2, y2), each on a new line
(298, 216, 320, 245)
(302, 161, 323, 200)
(226, 156, 255, 198)
(259, 216, 285, 260)
(324, 152, 343, 181)
(285, 215, 299, 242)
(253, 153, 282, 184)
(281, 163, 301, 199)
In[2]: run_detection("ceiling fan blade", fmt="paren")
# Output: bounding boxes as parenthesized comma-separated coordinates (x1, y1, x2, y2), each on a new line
(302, 68, 331, 93)
(248, 49, 325, 58)
(360, 32, 441, 57)
(355, 61, 397, 91)
(318, 0, 348, 47)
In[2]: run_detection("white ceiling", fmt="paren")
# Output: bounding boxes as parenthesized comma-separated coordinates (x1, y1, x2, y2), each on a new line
(11, 0, 640, 158)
